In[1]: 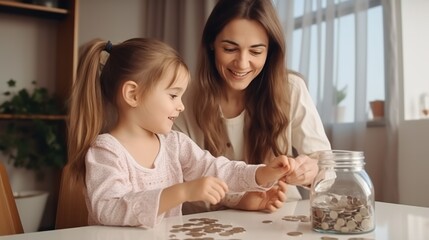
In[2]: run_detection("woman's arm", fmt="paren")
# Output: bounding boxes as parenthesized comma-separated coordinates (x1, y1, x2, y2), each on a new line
(288, 73, 331, 154)
(286, 74, 331, 186)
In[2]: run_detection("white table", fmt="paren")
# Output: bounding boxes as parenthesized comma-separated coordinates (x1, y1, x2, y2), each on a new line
(1, 200, 428, 240)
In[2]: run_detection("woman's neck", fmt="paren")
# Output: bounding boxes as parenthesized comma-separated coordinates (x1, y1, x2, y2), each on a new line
(220, 89, 245, 118)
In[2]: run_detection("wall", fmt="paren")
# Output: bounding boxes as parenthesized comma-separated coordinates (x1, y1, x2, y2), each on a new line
(0, 14, 56, 103)
(398, 120, 429, 207)
(398, 0, 429, 207)
(78, 0, 146, 46)
(401, 0, 429, 120)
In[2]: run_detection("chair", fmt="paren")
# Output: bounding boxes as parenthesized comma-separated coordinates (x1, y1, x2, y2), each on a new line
(0, 161, 23, 235)
(55, 163, 88, 229)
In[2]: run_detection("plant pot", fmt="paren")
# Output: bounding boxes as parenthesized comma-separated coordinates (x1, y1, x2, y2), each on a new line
(370, 100, 384, 119)
(14, 190, 49, 232)
(335, 105, 346, 122)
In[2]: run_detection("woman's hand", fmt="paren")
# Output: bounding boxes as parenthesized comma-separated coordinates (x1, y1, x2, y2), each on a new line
(235, 181, 288, 212)
(284, 155, 318, 186)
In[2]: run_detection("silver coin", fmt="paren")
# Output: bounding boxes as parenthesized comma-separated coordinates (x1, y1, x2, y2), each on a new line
(287, 231, 303, 236)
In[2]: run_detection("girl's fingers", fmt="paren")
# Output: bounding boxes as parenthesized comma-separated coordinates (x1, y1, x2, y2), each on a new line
(273, 199, 284, 209)
(277, 190, 286, 202)
(215, 178, 229, 192)
(278, 180, 288, 190)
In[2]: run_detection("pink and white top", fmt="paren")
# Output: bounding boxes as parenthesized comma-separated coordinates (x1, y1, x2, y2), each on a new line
(85, 131, 270, 228)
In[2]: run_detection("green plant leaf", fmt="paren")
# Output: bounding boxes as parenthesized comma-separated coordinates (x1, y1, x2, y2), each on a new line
(335, 85, 347, 105)
(7, 79, 16, 87)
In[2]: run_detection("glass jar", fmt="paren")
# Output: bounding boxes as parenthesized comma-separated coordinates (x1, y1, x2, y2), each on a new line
(310, 150, 375, 234)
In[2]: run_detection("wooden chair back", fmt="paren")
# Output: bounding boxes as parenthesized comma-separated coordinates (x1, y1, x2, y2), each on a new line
(55, 163, 88, 229)
(0, 161, 23, 235)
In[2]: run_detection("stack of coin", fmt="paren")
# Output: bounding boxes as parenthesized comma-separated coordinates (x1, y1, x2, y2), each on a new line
(168, 217, 245, 239)
(311, 194, 374, 233)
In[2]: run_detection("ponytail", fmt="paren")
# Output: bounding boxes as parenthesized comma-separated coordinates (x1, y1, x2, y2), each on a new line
(68, 39, 107, 182)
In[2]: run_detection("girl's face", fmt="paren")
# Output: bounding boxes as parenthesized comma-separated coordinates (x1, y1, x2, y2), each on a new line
(138, 66, 189, 134)
(213, 18, 269, 94)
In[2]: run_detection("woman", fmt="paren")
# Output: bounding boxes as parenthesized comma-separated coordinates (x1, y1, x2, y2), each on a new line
(174, 0, 331, 213)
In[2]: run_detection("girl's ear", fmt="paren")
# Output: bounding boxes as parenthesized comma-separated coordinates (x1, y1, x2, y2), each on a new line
(122, 80, 139, 107)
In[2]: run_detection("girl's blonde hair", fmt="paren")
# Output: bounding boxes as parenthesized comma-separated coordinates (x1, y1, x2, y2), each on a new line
(193, 0, 291, 164)
(68, 38, 189, 181)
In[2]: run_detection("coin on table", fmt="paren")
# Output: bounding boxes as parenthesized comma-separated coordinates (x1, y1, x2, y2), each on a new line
(231, 227, 246, 233)
(282, 216, 300, 221)
(348, 238, 375, 240)
(298, 215, 311, 222)
(219, 231, 233, 236)
(287, 231, 303, 236)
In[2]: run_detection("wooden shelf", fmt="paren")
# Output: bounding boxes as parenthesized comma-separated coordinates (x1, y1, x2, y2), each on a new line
(0, 0, 68, 18)
(0, 113, 66, 120)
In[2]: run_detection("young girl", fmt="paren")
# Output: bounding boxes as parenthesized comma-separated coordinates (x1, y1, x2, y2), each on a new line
(67, 38, 293, 228)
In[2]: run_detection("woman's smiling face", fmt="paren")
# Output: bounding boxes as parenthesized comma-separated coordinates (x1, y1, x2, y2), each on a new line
(213, 18, 269, 93)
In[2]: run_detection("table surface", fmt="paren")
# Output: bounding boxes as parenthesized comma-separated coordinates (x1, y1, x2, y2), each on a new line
(1, 200, 428, 240)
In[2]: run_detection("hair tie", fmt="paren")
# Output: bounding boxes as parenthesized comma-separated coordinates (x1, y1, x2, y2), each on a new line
(104, 41, 113, 53)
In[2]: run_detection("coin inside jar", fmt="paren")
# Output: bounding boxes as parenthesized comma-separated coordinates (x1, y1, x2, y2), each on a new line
(310, 151, 375, 235)
(311, 194, 374, 234)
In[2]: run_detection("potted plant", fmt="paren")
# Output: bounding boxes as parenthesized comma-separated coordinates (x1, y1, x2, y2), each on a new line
(370, 100, 385, 119)
(0, 79, 67, 232)
(335, 85, 347, 106)
(334, 85, 347, 122)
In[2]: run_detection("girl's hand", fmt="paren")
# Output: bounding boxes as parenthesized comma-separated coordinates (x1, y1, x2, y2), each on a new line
(283, 155, 318, 186)
(235, 181, 288, 212)
(256, 155, 294, 186)
(184, 176, 229, 205)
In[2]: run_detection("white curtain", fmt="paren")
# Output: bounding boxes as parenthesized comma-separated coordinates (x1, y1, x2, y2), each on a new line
(380, 0, 400, 203)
